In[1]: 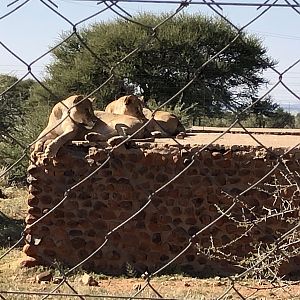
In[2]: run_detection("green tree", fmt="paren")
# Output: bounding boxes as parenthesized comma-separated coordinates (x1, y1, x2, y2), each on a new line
(265, 108, 295, 128)
(41, 13, 275, 115)
(249, 97, 279, 128)
(0, 74, 35, 137)
(295, 113, 300, 128)
(0, 75, 48, 182)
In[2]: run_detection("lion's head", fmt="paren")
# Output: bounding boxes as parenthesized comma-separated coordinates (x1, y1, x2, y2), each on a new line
(116, 95, 146, 121)
(68, 95, 98, 129)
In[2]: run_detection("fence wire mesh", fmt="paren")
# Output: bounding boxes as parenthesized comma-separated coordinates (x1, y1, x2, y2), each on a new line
(1, 0, 300, 299)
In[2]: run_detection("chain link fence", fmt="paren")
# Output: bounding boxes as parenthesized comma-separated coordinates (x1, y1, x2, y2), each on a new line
(1, 0, 300, 299)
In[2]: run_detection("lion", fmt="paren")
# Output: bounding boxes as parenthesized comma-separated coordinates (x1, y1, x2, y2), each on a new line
(31, 95, 98, 159)
(31, 95, 149, 159)
(105, 95, 146, 121)
(105, 95, 186, 137)
(142, 107, 186, 137)
(85, 111, 147, 143)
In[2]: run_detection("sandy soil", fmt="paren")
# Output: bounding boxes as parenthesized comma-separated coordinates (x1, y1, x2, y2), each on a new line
(155, 127, 300, 148)
(95, 276, 300, 299)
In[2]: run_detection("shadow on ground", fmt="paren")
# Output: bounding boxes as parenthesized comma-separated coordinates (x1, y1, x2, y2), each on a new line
(0, 212, 24, 247)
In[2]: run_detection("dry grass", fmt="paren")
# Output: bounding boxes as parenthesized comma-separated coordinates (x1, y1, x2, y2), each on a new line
(0, 186, 27, 247)
(1, 258, 300, 300)
(0, 186, 28, 218)
(0, 247, 214, 300)
(0, 166, 9, 188)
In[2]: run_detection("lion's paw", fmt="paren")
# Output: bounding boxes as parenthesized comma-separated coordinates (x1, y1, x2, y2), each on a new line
(107, 136, 126, 147)
(44, 144, 57, 158)
(150, 131, 163, 138)
(85, 132, 106, 142)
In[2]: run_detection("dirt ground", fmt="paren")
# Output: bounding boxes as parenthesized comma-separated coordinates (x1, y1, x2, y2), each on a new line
(155, 126, 300, 148)
(89, 276, 300, 299)
(1, 248, 300, 300)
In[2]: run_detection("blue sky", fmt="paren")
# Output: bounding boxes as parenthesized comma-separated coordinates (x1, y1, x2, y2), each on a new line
(1, 0, 300, 112)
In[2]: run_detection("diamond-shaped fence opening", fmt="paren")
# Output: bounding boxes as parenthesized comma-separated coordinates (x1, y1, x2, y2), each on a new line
(1, 1, 300, 299)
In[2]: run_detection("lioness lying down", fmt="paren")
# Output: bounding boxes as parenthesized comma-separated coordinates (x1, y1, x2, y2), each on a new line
(31, 95, 147, 158)
(85, 110, 146, 142)
(142, 107, 186, 137)
(32, 95, 98, 159)
(105, 95, 186, 137)
(105, 94, 146, 121)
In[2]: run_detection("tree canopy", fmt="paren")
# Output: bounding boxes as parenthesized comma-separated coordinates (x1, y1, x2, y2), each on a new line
(40, 13, 275, 116)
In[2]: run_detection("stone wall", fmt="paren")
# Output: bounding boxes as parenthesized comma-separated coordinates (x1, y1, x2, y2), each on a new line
(23, 141, 300, 276)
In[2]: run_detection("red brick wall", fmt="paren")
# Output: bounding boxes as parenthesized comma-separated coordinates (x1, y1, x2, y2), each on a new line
(23, 143, 300, 276)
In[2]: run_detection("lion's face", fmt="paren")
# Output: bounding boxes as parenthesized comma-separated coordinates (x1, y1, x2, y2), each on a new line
(118, 95, 147, 121)
(69, 95, 98, 129)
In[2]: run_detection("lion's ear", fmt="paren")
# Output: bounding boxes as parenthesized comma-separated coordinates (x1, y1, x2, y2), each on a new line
(124, 96, 132, 105)
(73, 95, 84, 104)
(138, 96, 145, 103)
